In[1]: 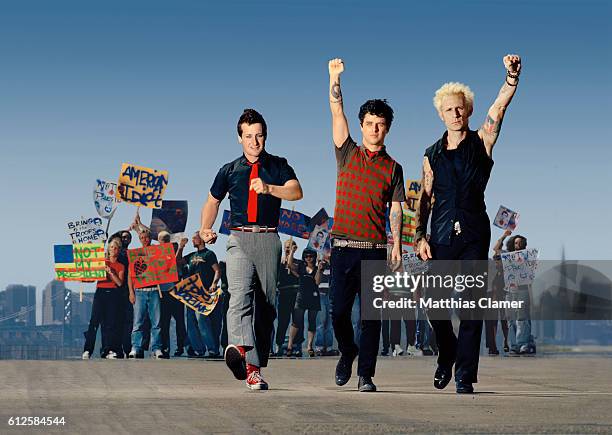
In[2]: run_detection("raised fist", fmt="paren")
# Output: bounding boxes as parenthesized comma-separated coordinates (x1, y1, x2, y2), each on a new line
(503, 54, 521, 75)
(328, 58, 345, 77)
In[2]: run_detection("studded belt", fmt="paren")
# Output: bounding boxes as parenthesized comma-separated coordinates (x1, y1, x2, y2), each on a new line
(332, 238, 387, 250)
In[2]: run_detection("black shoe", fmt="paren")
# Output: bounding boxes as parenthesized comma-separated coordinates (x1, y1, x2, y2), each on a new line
(174, 348, 184, 357)
(456, 380, 474, 394)
(357, 376, 377, 392)
(224, 345, 247, 381)
(335, 353, 356, 386)
(422, 348, 434, 356)
(186, 348, 197, 357)
(380, 349, 389, 356)
(488, 348, 500, 356)
(433, 365, 453, 390)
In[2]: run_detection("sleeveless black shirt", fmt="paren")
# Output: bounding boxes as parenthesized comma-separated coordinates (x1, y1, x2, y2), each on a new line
(425, 130, 494, 246)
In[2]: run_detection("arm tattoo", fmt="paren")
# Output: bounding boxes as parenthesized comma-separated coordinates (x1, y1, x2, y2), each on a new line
(390, 209, 402, 243)
(415, 165, 433, 242)
(484, 114, 502, 135)
(330, 81, 342, 103)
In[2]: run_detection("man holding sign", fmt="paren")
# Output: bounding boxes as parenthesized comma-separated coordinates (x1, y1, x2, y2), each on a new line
(415, 54, 523, 394)
(199, 109, 303, 390)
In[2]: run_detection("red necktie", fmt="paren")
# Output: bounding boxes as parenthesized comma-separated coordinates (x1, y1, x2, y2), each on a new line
(247, 161, 260, 222)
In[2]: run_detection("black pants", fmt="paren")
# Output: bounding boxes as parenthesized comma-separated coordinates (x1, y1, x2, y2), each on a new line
(275, 287, 298, 348)
(390, 318, 416, 347)
(121, 289, 133, 356)
(83, 287, 122, 356)
(292, 308, 318, 333)
(330, 246, 386, 377)
(160, 292, 188, 354)
(430, 231, 489, 384)
(381, 319, 390, 352)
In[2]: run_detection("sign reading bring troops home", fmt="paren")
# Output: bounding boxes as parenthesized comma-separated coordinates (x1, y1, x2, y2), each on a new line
(54, 243, 106, 282)
(127, 243, 178, 288)
(67, 217, 107, 244)
(117, 163, 169, 209)
(170, 274, 222, 315)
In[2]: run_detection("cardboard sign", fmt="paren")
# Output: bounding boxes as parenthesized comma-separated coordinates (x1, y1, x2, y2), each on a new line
(54, 243, 106, 282)
(307, 219, 333, 260)
(493, 205, 520, 231)
(170, 274, 222, 315)
(117, 163, 168, 209)
(309, 208, 329, 231)
(127, 243, 178, 288)
(67, 217, 106, 244)
(93, 179, 118, 218)
(501, 248, 539, 290)
(401, 251, 429, 276)
(405, 179, 422, 212)
(150, 200, 188, 240)
(278, 208, 311, 239)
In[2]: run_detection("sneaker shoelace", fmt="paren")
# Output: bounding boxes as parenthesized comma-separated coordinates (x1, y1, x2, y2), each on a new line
(247, 371, 265, 384)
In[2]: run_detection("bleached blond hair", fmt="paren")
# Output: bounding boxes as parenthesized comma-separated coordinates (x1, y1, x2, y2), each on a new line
(433, 82, 474, 113)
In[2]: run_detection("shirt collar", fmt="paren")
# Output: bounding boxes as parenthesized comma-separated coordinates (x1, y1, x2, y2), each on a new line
(240, 150, 268, 166)
(362, 146, 387, 160)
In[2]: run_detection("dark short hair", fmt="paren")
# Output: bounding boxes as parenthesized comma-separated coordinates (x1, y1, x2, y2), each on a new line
(358, 99, 394, 128)
(302, 248, 317, 260)
(237, 108, 267, 139)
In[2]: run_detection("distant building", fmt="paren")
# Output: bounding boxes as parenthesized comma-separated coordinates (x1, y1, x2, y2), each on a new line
(71, 292, 94, 326)
(42, 280, 70, 325)
(0, 284, 36, 327)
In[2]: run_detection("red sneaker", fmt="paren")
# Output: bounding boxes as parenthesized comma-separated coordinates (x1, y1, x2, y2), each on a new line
(246, 369, 269, 391)
(224, 345, 247, 380)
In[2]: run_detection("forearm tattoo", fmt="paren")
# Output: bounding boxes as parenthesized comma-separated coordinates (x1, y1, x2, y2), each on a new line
(390, 209, 402, 242)
(330, 81, 342, 103)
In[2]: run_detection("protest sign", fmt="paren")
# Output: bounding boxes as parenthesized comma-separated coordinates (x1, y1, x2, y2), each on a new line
(127, 243, 178, 288)
(401, 252, 430, 276)
(218, 210, 232, 235)
(307, 219, 333, 259)
(401, 209, 417, 249)
(278, 208, 311, 239)
(405, 179, 422, 212)
(150, 200, 188, 240)
(309, 208, 329, 231)
(93, 179, 118, 218)
(501, 248, 539, 290)
(54, 243, 106, 282)
(117, 163, 168, 209)
(170, 274, 222, 315)
(67, 217, 106, 244)
(493, 205, 520, 231)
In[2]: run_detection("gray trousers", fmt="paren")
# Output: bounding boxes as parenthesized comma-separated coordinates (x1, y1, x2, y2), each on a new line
(226, 231, 281, 367)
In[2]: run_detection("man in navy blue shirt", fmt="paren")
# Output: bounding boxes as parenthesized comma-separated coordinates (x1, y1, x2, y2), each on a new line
(199, 109, 303, 390)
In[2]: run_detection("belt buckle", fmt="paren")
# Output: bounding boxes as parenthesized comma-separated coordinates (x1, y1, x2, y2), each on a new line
(335, 239, 348, 248)
(251, 225, 261, 233)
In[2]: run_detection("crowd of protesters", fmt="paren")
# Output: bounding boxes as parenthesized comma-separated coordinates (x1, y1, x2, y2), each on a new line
(81, 212, 532, 361)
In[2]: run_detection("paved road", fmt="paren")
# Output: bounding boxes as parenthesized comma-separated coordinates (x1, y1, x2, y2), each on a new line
(1, 355, 611, 434)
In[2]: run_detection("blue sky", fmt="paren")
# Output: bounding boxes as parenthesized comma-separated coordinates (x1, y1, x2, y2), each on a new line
(0, 0, 610, 321)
